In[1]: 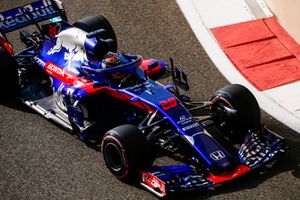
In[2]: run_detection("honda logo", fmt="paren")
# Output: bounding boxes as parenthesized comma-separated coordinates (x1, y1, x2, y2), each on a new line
(210, 151, 225, 161)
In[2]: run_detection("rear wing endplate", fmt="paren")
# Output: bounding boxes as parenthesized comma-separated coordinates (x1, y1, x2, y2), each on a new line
(0, 0, 67, 34)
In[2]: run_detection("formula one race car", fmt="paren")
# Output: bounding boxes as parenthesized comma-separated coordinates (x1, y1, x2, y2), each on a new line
(0, 0, 285, 198)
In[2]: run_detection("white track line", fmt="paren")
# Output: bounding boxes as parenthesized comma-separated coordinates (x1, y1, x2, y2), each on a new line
(176, 0, 300, 132)
(265, 81, 300, 119)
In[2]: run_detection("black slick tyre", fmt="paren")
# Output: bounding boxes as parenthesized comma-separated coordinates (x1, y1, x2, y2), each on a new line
(0, 45, 19, 97)
(73, 15, 118, 52)
(101, 124, 155, 181)
(211, 84, 261, 141)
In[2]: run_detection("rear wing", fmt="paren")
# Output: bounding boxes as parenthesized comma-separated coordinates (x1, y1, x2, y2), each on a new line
(0, 0, 67, 34)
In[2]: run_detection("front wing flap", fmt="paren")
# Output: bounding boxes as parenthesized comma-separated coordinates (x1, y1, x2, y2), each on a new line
(238, 126, 285, 169)
(140, 165, 213, 197)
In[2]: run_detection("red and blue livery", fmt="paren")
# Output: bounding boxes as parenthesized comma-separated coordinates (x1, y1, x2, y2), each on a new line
(0, 1, 285, 198)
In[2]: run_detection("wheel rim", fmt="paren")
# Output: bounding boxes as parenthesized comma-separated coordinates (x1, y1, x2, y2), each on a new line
(212, 97, 232, 122)
(211, 97, 236, 135)
(104, 142, 123, 172)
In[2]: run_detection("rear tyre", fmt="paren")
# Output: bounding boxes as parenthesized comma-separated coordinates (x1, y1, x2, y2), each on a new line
(73, 15, 118, 52)
(101, 124, 155, 181)
(0, 45, 19, 97)
(210, 84, 261, 142)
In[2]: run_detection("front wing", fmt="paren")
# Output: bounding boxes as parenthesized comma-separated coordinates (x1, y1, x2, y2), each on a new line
(139, 127, 285, 197)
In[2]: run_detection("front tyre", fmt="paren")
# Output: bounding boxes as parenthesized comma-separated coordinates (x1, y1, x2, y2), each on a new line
(101, 125, 155, 181)
(211, 84, 261, 142)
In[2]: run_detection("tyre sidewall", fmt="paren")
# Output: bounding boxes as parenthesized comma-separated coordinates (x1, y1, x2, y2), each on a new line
(101, 125, 155, 181)
(0, 45, 19, 96)
(102, 132, 130, 179)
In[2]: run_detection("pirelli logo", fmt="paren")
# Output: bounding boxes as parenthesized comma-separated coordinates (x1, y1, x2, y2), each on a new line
(182, 122, 199, 131)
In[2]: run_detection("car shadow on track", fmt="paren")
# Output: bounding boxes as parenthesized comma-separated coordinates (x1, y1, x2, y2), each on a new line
(0, 96, 34, 113)
(283, 137, 300, 179)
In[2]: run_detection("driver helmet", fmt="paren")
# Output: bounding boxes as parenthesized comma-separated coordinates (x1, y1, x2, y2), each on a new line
(101, 53, 123, 69)
(101, 53, 130, 79)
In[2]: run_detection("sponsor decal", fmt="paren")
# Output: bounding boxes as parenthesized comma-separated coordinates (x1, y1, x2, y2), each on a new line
(141, 171, 166, 195)
(45, 62, 76, 85)
(45, 62, 94, 93)
(177, 115, 192, 125)
(179, 115, 186, 121)
(210, 151, 225, 161)
(47, 27, 88, 70)
(46, 62, 65, 77)
(0, 1, 56, 30)
(182, 122, 200, 131)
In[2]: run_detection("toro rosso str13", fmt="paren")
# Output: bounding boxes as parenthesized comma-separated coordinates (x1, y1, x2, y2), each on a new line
(0, 0, 285, 198)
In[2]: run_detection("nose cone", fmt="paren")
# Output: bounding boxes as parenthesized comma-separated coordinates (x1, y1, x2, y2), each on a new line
(208, 157, 233, 175)
(184, 132, 233, 175)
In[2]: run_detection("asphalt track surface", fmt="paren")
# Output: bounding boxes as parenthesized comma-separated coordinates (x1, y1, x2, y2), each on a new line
(0, 0, 300, 199)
